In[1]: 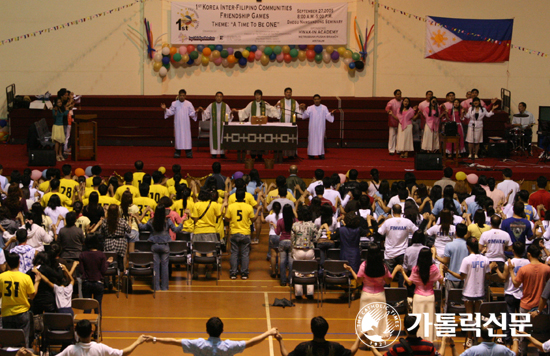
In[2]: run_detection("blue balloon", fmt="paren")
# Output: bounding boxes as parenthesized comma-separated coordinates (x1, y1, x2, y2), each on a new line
(162, 57, 170, 65)
(187, 58, 195, 65)
(85, 166, 93, 176)
(250, 45, 257, 52)
(196, 44, 205, 52)
(0, 120, 6, 128)
(238, 57, 247, 66)
(269, 53, 276, 60)
(314, 45, 323, 54)
(288, 45, 296, 49)
(349, 62, 356, 69)
(42, 169, 48, 179)
(215, 45, 223, 52)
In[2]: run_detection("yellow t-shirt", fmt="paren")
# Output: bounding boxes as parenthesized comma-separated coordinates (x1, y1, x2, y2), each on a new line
(192, 201, 221, 234)
(38, 181, 50, 193)
(228, 192, 258, 208)
(172, 198, 195, 233)
(132, 172, 146, 189)
(59, 178, 79, 200)
(84, 187, 97, 200)
(225, 202, 254, 235)
(266, 190, 296, 205)
(149, 185, 169, 203)
(114, 184, 140, 201)
(0, 271, 35, 317)
(168, 185, 177, 198)
(41, 192, 72, 210)
(468, 223, 491, 240)
(85, 177, 94, 188)
(166, 177, 176, 187)
(98, 195, 120, 208)
(133, 196, 157, 222)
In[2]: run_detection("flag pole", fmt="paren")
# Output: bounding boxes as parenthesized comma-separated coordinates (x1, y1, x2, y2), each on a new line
(372, 0, 379, 96)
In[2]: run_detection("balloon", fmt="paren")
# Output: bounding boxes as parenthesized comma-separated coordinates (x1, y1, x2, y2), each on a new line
(172, 53, 182, 62)
(248, 52, 255, 62)
(282, 45, 290, 54)
(348, 62, 356, 69)
(258, 45, 266, 52)
(202, 47, 212, 56)
(189, 51, 199, 60)
(222, 58, 229, 67)
(159, 67, 168, 77)
(355, 61, 365, 70)
(153, 62, 163, 71)
(337, 46, 346, 55)
(250, 45, 258, 52)
(344, 50, 353, 59)
(245, 46, 251, 51)
(264, 47, 273, 56)
(211, 50, 220, 59)
(196, 44, 205, 52)
(272, 46, 282, 55)
(178, 46, 187, 55)
(289, 45, 296, 49)
(234, 51, 242, 59)
(298, 50, 306, 61)
(314, 45, 323, 54)
(153, 52, 162, 62)
(306, 49, 315, 61)
(283, 53, 292, 63)
(42, 169, 49, 179)
(322, 52, 331, 63)
(227, 54, 236, 64)
(269, 53, 276, 60)
(214, 57, 223, 65)
(467, 173, 478, 184)
(162, 56, 170, 65)
(260, 54, 269, 65)
(162, 42, 170, 48)
(84, 166, 93, 176)
(181, 54, 189, 63)
(187, 45, 195, 53)
(215, 44, 223, 51)
(161, 47, 170, 56)
(276, 53, 284, 62)
(194, 58, 201, 65)
(338, 173, 346, 185)
(238, 57, 247, 66)
(289, 48, 299, 58)
(315, 54, 322, 62)
(220, 49, 229, 58)
(227, 47, 234, 55)
(158, 166, 166, 174)
(298, 45, 307, 50)
(307, 45, 315, 50)
(170, 47, 177, 55)
(242, 50, 249, 58)
(352, 52, 361, 61)
(331, 51, 340, 60)
(31, 170, 42, 181)
(255, 51, 262, 60)
(325, 45, 334, 54)
(456, 171, 467, 181)
(163, 63, 170, 69)
(187, 58, 194, 65)
(201, 56, 210, 65)
(207, 45, 215, 51)
(75, 168, 85, 177)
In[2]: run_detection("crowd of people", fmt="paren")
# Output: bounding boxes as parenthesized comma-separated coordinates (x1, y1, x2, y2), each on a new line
(2, 159, 550, 355)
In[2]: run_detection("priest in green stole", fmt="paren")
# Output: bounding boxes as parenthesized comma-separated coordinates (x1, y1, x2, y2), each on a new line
(197, 91, 232, 159)
(276, 87, 302, 158)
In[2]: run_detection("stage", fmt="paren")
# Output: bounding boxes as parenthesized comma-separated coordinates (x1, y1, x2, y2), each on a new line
(4, 144, 550, 181)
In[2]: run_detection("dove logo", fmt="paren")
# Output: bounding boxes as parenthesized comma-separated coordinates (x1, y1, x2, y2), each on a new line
(355, 302, 402, 348)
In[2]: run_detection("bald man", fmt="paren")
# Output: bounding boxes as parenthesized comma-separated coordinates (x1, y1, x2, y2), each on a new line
(286, 165, 306, 196)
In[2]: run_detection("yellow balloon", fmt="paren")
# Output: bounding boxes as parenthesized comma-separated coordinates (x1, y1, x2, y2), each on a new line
(337, 46, 346, 55)
(325, 45, 334, 54)
(298, 50, 306, 61)
(201, 55, 210, 65)
(162, 42, 170, 48)
(242, 50, 250, 58)
(158, 166, 166, 174)
(212, 50, 220, 59)
(181, 54, 189, 63)
(260, 54, 269, 65)
(344, 50, 353, 58)
(153, 62, 162, 71)
(282, 45, 290, 54)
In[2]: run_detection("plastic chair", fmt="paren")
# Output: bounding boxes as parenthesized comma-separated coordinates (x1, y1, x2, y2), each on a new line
(445, 288, 466, 314)
(126, 252, 155, 298)
(198, 121, 210, 143)
(134, 241, 153, 252)
(42, 313, 75, 354)
(103, 251, 120, 297)
(290, 260, 320, 307)
(72, 298, 101, 340)
(169, 241, 190, 283)
(479, 301, 507, 318)
(191, 242, 220, 285)
(0, 329, 26, 356)
(385, 287, 408, 315)
(326, 248, 341, 261)
(322, 260, 351, 308)
(176, 232, 192, 242)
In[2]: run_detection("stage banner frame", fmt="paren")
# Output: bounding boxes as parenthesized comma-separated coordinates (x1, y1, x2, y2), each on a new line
(170, 2, 348, 45)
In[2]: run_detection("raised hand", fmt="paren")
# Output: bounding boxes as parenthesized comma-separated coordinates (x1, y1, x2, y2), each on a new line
(160, 103, 166, 110)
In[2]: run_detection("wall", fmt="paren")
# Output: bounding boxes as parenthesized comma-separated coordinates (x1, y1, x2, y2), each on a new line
(1, 0, 549, 124)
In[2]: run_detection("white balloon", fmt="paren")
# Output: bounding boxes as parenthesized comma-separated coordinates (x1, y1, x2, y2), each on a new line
(258, 45, 266, 52)
(322, 52, 331, 63)
(222, 59, 229, 67)
(343, 58, 353, 66)
(159, 67, 168, 77)
(153, 52, 163, 62)
(161, 47, 170, 56)
(194, 58, 201, 65)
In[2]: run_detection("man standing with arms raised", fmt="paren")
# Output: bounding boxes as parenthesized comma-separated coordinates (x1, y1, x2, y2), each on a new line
(300, 94, 335, 160)
(161, 89, 197, 158)
(197, 92, 231, 159)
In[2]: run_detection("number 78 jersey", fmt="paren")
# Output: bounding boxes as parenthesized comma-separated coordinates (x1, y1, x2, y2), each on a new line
(0, 270, 35, 317)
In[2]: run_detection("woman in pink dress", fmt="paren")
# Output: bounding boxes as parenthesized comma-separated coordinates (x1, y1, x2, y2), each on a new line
(421, 97, 441, 152)
(392, 98, 419, 158)
(443, 99, 466, 156)
(385, 89, 402, 155)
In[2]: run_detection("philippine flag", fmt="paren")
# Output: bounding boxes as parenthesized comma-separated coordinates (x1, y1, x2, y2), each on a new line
(425, 16, 513, 63)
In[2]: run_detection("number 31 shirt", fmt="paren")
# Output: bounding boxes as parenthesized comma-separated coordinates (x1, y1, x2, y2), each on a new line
(225, 202, 255, 235)
(0, 270, 35, 317)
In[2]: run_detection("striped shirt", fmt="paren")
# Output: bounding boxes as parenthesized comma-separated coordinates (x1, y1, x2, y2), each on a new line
(386, 337, 436, 356)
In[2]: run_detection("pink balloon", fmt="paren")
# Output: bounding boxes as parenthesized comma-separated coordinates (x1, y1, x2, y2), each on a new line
(255, 51, 262, 60)
(227, 47, 234, 55)
(179, 46, 187, 55)
(276, 53, 284, 62)
(31, 170, 42, 181)
(214, 57, 223, 65)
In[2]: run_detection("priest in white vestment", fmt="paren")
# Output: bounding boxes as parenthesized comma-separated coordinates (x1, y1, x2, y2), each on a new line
(161, 89, 197, 158)
(276, 87, 302, 158)
(198, 91, 232, 159)
(300, 95, 335, 160)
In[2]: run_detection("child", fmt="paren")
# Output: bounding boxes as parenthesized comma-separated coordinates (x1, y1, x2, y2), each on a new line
(39, 262, 78, 315)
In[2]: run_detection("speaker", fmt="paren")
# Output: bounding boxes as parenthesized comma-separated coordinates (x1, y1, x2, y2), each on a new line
(444, 122, 458, 136)
(28, 149, 56, 166)
(415, 153, 443, 170)
(487, 141, 510, 159)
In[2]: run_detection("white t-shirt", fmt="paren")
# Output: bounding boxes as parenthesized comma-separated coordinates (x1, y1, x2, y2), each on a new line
(314, 217, 338, 234)
(54, 284, 74, 309)
(459, 254, 490, 298)
(504, 258, 530, 299)
(378, 217, 418, 259)
(479, 229, 513, 262)
(306, 181, 323, 198)
(44, 206, 69, 234)
(368, 181, 380, 197)
(436, 215, 464, 226)
(323, 189, 350, 207)
(387, 196, 417, 211)
(265, 212, 282, 236)
(496, 180, 520, 206)
(427, 224, 456, 258)
(57, 342, 123, 356)
(541, 221, 550, 250)
(359, 209, 378, 220)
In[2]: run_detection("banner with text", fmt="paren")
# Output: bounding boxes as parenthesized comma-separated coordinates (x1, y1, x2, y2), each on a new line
(170, 2, 348, 45)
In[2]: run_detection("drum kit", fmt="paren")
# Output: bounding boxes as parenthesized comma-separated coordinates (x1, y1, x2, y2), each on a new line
(489, 126, 528, 157)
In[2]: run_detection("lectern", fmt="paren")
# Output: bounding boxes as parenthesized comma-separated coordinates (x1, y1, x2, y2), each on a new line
(72, 114, 97, 161)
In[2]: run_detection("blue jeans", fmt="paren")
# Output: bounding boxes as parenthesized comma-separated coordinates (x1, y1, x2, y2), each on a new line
(317, 241, 335, 266)
(83, 281, 104, 314)
(267, 234, 280, 260)
(279, 240, 293, 284)
(152, 243, 170, 290)
(3, 311, 31, 347)
(230, 234, 251, 275)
